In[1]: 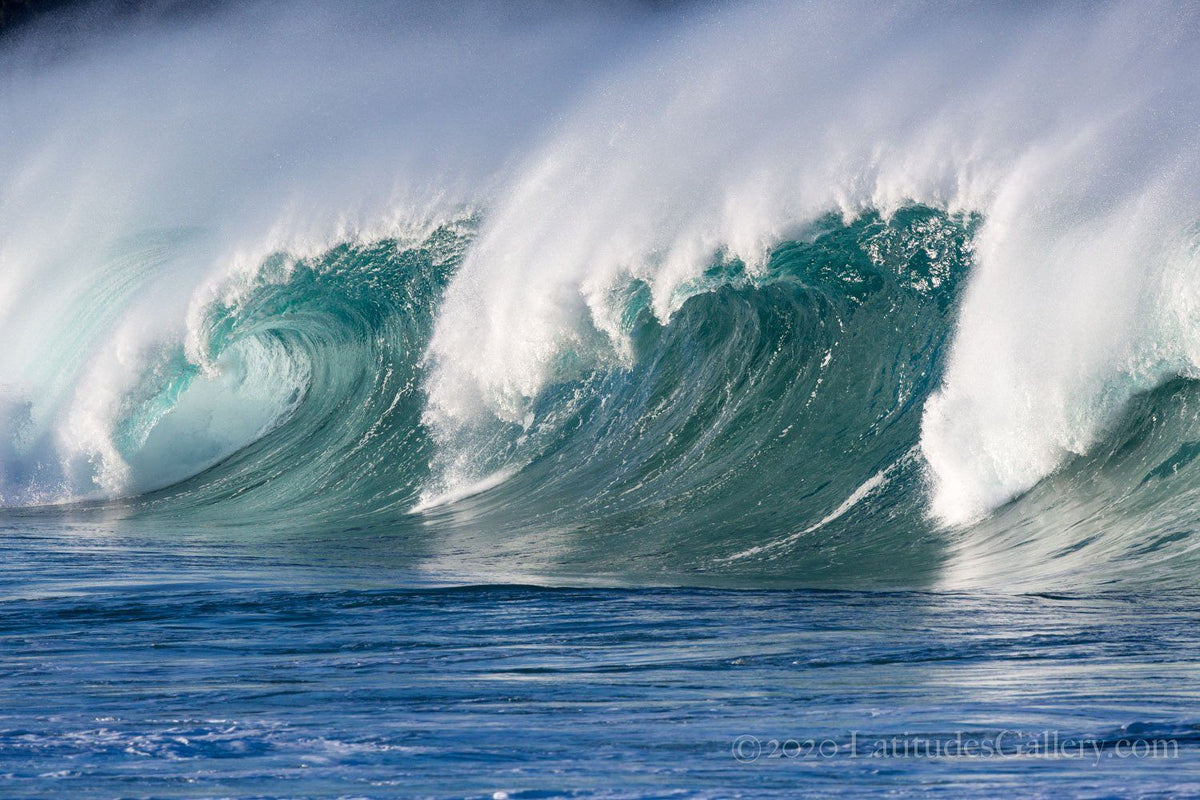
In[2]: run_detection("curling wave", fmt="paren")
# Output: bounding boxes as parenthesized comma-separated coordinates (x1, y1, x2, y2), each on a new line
(3, 0, 1200, 590)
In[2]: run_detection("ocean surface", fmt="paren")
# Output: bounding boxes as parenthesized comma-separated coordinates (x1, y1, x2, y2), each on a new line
(4, 1, 1200, 796)
(3, 521, 1199, 798)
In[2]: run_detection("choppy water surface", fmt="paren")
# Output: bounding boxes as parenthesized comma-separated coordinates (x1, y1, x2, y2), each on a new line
(0, 523, 1197, 798)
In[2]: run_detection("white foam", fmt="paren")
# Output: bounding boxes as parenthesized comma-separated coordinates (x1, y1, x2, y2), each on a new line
(3, 1, 1200, 519)
(422, 1, 1200, 521)
(0, 1, 655, 501)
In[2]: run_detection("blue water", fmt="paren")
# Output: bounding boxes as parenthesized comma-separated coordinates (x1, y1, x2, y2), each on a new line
(6, 2, 1200, 796)
(1, 205, 1198, 799)
(1, 522, 1197, 798)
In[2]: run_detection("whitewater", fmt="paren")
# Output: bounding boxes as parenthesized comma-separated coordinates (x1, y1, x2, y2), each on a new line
(2, 0, 1200, 592)
(8, 3, 1200, 798)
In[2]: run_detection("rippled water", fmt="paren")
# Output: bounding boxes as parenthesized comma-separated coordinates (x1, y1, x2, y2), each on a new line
(2, 523, 1197, 798)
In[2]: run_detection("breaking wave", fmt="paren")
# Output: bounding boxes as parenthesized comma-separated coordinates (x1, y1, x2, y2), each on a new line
(3, 0, 1200, 590)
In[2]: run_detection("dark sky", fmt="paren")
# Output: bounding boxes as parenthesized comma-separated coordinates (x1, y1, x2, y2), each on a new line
(0, 0, 233, 39)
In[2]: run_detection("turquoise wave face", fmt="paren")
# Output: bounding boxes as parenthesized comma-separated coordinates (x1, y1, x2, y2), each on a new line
(10, 206, 1200, 591)
(120, 227, 469, 520)
(407, 207, 973, 586)
(12, 208, 961, 583)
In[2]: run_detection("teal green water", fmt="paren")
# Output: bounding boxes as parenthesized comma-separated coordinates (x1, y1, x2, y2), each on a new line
(22, 208, 1200, 591)
(6, 209, 1200, 797)
(6, 2, 1200, 795)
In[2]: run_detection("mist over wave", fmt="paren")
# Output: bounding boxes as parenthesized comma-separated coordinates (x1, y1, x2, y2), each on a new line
(2, 0, 1200, 589)
(423, 0, 1200, 527)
